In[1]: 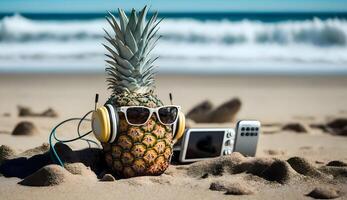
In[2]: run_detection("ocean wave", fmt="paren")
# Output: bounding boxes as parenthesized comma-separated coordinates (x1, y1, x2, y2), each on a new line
(1, 14, 347, 73)
(0, 14, 105, 42)
(1, 40, 346, 64)
(161, 18, 347, 46)
(1, 14, 347, 47)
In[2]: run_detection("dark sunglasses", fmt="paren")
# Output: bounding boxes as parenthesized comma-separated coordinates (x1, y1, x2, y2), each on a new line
(117, 105, 180, 126)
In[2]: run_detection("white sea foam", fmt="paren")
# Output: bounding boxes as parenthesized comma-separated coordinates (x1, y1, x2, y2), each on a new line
(0, 14, 347, 73)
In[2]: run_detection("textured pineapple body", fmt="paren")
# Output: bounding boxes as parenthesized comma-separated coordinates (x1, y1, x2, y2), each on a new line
(102, 92, 173, 178)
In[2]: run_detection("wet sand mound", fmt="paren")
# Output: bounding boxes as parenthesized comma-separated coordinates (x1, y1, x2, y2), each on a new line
(209, 181, 254, 195)
(327, 160, 347, 167)
(188, 155, 323, 184)
(188, 152, 246, 177)
(20, 143, 50, 157)
(19, 164, 71, 186)
(186, 98, 241, 123)
(236, 158, 298, 184)
(209, 181, 228, 191)
(264, 149, 286, 156)
(311, 118, 347, 136)
(261, 160, 294, 184)
(318, 166, 347, 179)
(208, 98, 241, 123)
(327, 118, 347, 130)
(287, 157, 324, 178)
(0, 145, 16, 165)
(307, 187, 341, 199)
(12, 121, 38, 136)
(224, 183, 254, 195)
(186, 100, 213, 123)
(64, 162, 97, 180)
(282, 123, 308, 133)
(18, 106, 58, 118)
(233, 157, 273, 175)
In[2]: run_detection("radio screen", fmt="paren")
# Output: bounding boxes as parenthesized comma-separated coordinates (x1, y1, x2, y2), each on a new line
(185, 131, 224, 159)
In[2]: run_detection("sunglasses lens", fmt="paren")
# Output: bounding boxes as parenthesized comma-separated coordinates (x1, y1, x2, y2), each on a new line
(126, 107, 150, 125)
(158, 106, 178, 124)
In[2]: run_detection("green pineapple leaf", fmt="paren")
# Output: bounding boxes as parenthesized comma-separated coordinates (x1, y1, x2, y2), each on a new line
(104, 6, 162, 95)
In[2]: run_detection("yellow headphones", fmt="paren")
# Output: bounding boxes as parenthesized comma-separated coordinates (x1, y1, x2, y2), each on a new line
(173, 111, 186, 144)
(91, 104, 186, 144)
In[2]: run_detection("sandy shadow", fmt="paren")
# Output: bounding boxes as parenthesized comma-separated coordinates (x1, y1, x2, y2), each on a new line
(0, 143, 106, 179)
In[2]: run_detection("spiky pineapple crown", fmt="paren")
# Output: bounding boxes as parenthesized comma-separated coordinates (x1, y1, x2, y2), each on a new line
(104, 6, 161, 95)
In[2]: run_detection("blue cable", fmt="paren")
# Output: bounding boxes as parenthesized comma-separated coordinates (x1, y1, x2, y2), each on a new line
(49, 110, 99, 167)
(77, 111, 99, 148)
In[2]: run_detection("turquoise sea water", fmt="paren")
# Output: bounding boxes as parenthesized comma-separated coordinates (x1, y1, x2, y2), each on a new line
(1, 12, 347, 21)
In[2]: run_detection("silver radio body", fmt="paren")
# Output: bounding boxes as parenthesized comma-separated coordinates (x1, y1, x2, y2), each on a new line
(173, 120, 260, 163)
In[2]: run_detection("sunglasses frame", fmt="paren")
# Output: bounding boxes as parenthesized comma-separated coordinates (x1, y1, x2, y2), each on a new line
(116, 105, 181, 126)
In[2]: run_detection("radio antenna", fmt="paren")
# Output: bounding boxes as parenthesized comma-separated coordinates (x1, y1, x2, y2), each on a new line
(94, 93, 99, 110)
(169, 93, 173, 104)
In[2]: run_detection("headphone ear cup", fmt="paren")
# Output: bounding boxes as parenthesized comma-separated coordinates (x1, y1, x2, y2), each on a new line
(91, 107, 111, 143)
(106, 104, 119, 143)
(172, 111, 186, 144)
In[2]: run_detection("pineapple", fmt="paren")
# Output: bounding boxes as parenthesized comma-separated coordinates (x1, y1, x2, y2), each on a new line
(102, 6, 173, 178)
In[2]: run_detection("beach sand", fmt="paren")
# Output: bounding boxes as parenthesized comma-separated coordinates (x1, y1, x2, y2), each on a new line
(0, 74, 347, 200)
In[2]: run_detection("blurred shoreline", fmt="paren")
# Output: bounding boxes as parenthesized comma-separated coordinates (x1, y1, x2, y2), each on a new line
(1, 73, 346, 121)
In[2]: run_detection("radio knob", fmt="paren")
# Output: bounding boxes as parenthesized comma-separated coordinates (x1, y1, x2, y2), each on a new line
(224, 149, 232, 155)
(223, 150, 228, 155)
